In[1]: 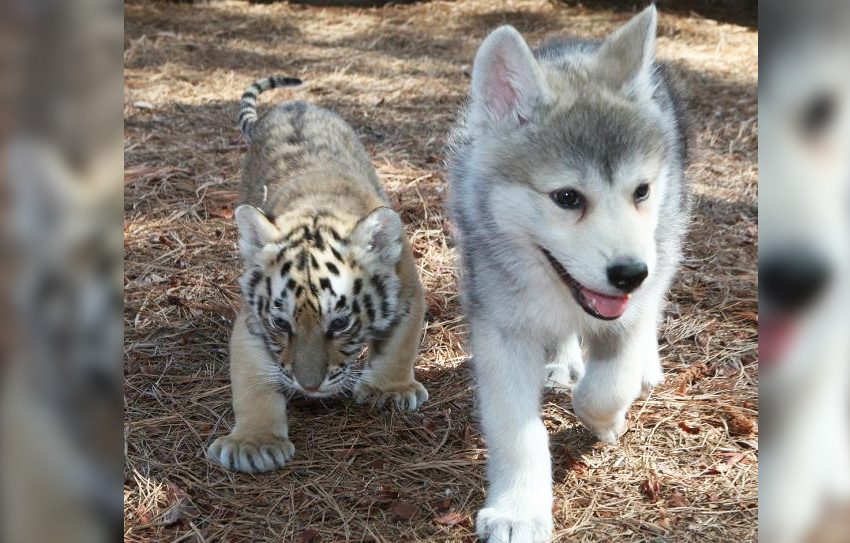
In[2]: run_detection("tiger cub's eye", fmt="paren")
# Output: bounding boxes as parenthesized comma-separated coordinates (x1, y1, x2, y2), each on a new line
(329, 316, 350, 333)
(272, 317, 291, 334)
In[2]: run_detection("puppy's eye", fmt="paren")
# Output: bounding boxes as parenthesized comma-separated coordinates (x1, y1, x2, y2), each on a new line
(634, 183, 650, 203)
(801, 91, 836, 138)
(271, 317, 292, 333)
(329, 316, 350, 333)
(550, 189, 584, 210)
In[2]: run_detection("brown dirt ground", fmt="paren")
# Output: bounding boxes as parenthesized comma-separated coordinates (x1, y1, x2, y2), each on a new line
(123, 1, 758, 541)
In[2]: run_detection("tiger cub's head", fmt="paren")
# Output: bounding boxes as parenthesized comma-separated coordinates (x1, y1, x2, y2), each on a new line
(234, 205, 406, 398)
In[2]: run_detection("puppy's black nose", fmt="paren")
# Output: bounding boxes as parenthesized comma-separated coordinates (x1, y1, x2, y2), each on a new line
(760, 250, 830, 312)
(607, 261, 648, 293)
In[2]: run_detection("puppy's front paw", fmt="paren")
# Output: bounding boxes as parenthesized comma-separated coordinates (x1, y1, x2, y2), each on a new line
(476, 506, 553, 543)
(207, 432, 295, 473)
(640, 357, 664, 395)
(573, 403, 628, 445)
(353, 378, 429, 411)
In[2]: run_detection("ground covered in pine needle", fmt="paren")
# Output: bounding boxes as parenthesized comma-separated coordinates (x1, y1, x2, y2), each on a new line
(124, 1, 758, 541)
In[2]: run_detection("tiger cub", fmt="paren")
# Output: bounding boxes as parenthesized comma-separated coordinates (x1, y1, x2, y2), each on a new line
(208, 76, 429, 473)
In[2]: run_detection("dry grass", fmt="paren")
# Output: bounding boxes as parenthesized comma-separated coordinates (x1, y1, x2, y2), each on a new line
(123, 1, 757, 541)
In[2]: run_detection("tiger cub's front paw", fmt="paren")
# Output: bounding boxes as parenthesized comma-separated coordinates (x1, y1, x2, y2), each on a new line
(207, 431, 295, 473)
(353, 377, 429, 411)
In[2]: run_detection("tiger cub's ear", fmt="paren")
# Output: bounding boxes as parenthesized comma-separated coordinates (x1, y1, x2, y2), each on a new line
(350, 207, 404, 268)
(234, 205, 279, 262)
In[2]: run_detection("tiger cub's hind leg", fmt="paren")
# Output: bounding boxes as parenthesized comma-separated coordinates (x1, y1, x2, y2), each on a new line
(354, 288, 428, 412)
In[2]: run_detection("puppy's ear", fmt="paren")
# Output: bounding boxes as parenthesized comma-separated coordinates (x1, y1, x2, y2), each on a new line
(470, 25, 550, 128)
(234, 205, 279, 262)
(350, 207, 404, 268)
(592, 5, 657, 93)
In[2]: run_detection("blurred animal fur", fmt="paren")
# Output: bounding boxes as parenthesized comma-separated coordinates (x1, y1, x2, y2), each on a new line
(759, 15, 850, 542)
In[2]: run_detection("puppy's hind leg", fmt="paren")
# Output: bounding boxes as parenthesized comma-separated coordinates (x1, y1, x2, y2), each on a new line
(544, 334, 584, 392)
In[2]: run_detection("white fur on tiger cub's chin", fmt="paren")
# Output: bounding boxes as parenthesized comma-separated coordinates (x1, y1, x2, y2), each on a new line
(447, 6, 691, 541)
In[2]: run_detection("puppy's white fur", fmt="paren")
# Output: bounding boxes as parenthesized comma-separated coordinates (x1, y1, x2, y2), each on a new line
(448, 7, 691, 541)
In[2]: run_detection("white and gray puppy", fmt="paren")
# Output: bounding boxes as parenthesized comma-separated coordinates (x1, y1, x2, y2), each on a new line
(447, 6, 690, 542)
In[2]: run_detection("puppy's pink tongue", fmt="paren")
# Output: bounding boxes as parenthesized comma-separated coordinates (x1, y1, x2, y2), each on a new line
(580, 287, 629, 318)
(759, 319, 794, 369)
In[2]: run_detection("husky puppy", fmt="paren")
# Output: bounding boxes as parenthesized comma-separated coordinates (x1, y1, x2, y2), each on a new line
(447, 6, 690, 541)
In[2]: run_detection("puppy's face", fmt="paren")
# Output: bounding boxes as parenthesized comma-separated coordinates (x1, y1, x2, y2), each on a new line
(759, 41, 850, 389)
(466, 6, 666, 321)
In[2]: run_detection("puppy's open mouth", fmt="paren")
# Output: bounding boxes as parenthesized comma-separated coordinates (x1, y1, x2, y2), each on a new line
(539, 247, 630, 320)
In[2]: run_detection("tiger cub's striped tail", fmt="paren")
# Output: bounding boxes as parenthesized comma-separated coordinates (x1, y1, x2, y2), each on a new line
(237, 76, 302, 143)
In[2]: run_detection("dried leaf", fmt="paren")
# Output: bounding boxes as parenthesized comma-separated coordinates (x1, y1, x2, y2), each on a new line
(160, 482, 196, 527)
(391, 501, 417, 520)
(658, 508, 673, 529)
(280, 491, 308, 513)
(719, 451, 749, 468)
(299, 528, 320, 543)
(431, 497, 452, 513)
(376, 486, 399, 506)
(668, 490, 688, 508)
(705, 451, 749, 475)
(565, 450, 588, 473)
(737, 311, 758, 323)
(423, 418, 438, 434)
(434, 511, 469, 527)
(210, 204, 233, 219)
(674, 362, 708, 395)
(641, 474, 661, 503)
(725, 409, 756, 436)
(678, 421, 701, 435)
(166, 482, 188, 501)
